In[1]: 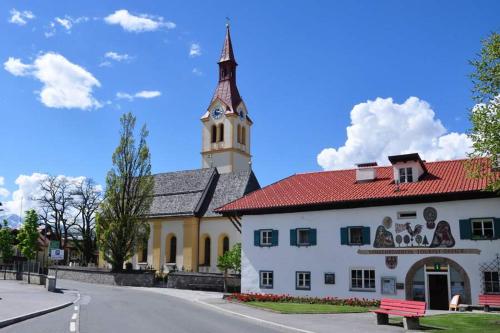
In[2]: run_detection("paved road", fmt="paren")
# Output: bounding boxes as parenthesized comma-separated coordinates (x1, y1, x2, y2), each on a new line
(2, 280, 288, 333)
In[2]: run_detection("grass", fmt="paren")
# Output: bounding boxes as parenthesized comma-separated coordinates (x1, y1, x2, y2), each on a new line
(246, 301, 371, 314)
(390, 313, 500, 332)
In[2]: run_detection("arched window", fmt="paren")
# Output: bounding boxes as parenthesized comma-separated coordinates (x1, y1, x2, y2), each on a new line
(204, 237, 211, 266)
(169, 236, 177, 263)
(218, 123, 224, 142)
(223, 236, 230, 255)
(138, 239, 148, 263)
(211, 125, 217, 143)
(237, 124, 241, 144)
(241, 126, 246, 145)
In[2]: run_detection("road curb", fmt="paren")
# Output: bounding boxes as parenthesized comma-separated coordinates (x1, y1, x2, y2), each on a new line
(0, 294, 78, 328)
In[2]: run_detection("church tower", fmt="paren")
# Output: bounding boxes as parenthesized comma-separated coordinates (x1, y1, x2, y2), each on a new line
(201, 24, 252, 174)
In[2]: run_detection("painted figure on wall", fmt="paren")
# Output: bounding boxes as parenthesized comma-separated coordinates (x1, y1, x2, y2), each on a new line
(430, 220, 455, 248)
(373, 225, 395, 248)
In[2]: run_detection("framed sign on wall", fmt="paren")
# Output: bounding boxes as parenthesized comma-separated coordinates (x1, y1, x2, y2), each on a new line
(324, 273, 335, 284)
(381, 276, 397, 294)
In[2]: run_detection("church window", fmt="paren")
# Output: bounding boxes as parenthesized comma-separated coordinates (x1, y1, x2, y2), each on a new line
(222, 236, 230, 255)
(241, 126, 246, 145)
(138, 239, 148, 263)
(211, 125, 217, 143)
(169, 236, 177, 263)
(237, 124, 241, 144)
(204, 237, 211, 266)
(218, 123, 224, 142)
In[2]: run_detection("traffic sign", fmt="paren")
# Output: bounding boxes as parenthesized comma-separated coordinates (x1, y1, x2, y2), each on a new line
(50, 249, 64, 260)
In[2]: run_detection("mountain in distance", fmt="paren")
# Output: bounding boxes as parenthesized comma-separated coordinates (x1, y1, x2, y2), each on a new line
(0, 214, 22, 229)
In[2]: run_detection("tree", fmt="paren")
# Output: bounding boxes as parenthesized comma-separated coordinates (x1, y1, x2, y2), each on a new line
(217, 243, 241, 292)
(468, 32, 500, 191)
(97, 113, 154, 271)
(0, 220, 15, 279)
(36, 176, 75, 263)
(17, 210, 39, 283)
(71, 179, 102, 266)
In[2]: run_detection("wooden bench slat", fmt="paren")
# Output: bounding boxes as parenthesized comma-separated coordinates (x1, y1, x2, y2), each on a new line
(374, 298, 426, 319)
(372, 309, 422, 318)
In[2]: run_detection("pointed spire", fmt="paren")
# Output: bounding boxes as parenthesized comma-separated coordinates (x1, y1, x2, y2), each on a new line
(219, 23, 236, 63)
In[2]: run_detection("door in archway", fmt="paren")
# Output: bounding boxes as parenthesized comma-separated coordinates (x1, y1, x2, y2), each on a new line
(428, 274, 449, 310)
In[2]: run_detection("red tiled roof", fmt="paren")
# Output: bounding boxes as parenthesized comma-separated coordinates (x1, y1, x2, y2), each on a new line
(216, 158, 498, 214)
(211, 79, 241, 113)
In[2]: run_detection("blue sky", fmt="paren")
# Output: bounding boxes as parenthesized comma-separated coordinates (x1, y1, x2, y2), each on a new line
(0, 0, 499, 214)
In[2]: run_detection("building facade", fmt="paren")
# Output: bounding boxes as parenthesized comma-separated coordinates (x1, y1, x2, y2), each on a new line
(127, 25, 260, 273)
(217, 154, 500, 309)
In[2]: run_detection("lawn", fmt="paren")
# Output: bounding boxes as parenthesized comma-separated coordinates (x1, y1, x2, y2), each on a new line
(246, 301, 371, 314)
(390, 313, 500, 332)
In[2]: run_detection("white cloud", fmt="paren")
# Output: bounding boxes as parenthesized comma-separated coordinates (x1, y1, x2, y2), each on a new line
(317, 97, 472, 170)
(104, 9, 175, 32)
(9, 9, 35, 26)
(55, 17, 72, 30)
(45, 16, 89, 37)
(4, 53, 101, 110)
(0, 177, 10, 198)
(104, 51, 132, 62)
(116, 90, 161, 101)
(192, 67, 203, 76)
(189, 43, 201, 57)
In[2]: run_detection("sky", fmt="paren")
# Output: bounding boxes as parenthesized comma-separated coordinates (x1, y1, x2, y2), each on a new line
(0, 0, 499, 216)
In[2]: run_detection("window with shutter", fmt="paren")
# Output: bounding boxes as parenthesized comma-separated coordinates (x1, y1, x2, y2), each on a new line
(340, 227, 348, 245)
(272, 230, 279, 246)
(459, 219, 472, 239)
(254, 230, 261, 246)
(290, 228, 297, 246)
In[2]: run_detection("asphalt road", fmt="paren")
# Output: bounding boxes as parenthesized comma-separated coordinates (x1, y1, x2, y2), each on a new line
(2, 280, 288, 333)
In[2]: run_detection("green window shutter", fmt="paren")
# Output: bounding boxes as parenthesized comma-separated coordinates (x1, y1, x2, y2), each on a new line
(272, 230, 279, 246)
(459, 219, 472, 239)
(494, 218, 500, 239)
(362, 227, 371, 245)
(254, 230, 261, 246)
(290, 229, 297, 246)
(309, 229, 317, 246)
(340, 227, 348, 245)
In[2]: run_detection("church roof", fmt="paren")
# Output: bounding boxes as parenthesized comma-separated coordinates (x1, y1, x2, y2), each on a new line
(219, 24, 236, 63)
(148, 168, 260, 218)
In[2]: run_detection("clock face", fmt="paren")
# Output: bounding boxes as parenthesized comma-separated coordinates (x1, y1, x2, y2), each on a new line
(211, 107, 223, 120)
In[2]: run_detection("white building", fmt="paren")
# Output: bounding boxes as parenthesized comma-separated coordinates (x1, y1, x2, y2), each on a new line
(217, 153, 500, 310)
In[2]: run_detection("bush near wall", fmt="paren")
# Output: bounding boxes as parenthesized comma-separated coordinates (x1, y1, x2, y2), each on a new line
(227, 293, 380, 307)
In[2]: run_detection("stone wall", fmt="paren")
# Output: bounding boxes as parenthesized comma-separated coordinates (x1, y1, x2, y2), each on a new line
(48, 266, 155, 287)
(166, 271, 240, 292)
(1, 270, 46, 285)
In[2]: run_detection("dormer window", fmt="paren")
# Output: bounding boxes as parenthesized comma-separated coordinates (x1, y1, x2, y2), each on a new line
(399, 167, 413, 183)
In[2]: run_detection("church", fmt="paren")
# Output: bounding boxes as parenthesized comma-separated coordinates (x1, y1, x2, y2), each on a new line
(131, 25, 260, 273)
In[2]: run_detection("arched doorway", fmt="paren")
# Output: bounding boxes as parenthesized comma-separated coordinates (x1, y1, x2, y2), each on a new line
(405, 257, 471, 309)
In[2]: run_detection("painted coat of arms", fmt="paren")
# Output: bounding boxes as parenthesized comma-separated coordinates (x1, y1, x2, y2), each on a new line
(385, 256, 398, 269)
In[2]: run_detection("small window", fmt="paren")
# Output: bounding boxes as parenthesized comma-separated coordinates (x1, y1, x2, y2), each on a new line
(222, 236, 230, 255)
(348, 227, 363, 245)
(297, 229, 310, 246)
(218, 123, 224, 142)
(472, 219, 495, 239)
(169, 236, 177, 263)
(484, 271, 500, 293)
(397, 211, 417, 219)
(139, 240, 148, 263)
(260, 271, 274, 289)
(260, 230, 273, 246)
(296, 271, 311, 290)
(241, 126, 246, 145)
(211, 125, 217, 143)
(399, 167, 413, 183)
(237, 124, 241, 144)
(350, 268, 375, 291)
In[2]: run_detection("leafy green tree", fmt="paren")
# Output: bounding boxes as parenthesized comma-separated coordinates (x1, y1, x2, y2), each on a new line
(17, 210, 40, 283)
(217, 243, 241, 292)
(468, 32, 500, 191)
(0, 220, 15, 279)
(97, 113, 153, 271)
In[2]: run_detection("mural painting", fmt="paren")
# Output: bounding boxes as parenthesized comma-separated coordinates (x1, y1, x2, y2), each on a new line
(373, 208, 455, 248)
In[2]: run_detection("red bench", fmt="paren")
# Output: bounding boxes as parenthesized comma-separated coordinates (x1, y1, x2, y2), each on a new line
(479, 294, 500, 312)
(372, 298, 426, 330)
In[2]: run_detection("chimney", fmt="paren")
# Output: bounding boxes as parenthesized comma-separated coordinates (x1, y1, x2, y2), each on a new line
(356, 162, 378, 182)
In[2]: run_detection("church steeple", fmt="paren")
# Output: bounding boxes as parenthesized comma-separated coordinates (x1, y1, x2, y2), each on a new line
(201, 24, 252, 174)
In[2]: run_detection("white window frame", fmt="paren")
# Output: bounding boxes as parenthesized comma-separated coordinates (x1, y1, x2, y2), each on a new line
(350, 268, 376, 291)
(260, 271, 274, 289)
(296, 271, 311, 290)
(297, 228, 310, 246)
(484, 271, 500, 294)
(399, 167, 413, 183)
(260, 229, 273, 246)
(348, 227, 363, 245)
(471, 218, 495, 239)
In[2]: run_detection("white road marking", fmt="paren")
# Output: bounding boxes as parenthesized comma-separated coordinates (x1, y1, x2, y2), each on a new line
(70, 321, 76, 332)
(72, 313, 78, 320)
(194, 299, 316, 333)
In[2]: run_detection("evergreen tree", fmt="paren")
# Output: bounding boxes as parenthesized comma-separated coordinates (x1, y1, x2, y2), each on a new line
(17, 210, 40, 283)
(0, 220, 15, 279)
(97, 113, 153, 271)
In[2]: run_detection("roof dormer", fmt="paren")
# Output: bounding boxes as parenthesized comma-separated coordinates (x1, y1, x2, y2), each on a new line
(388, 153, 427, 183)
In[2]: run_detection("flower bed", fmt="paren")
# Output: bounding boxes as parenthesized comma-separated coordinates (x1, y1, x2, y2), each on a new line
(227, 293, 380, 307)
